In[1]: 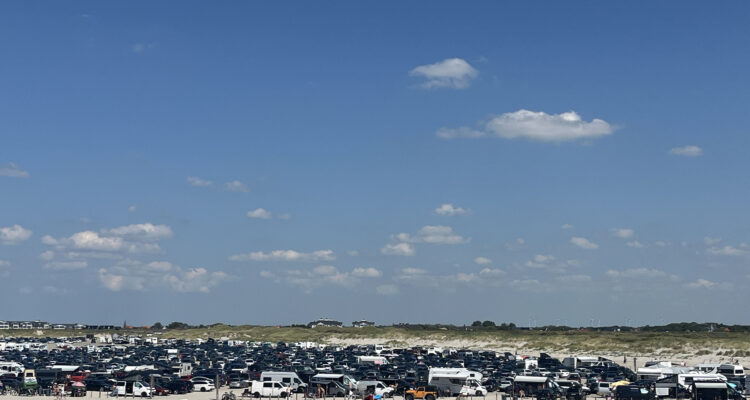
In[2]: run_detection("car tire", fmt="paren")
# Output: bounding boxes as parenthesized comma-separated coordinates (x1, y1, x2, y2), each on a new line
(406, 394, 415, 400)
(142, 393, 148, 398)
(476, 391, 484, 397)
(201, 388, 207, 392)
(253, 393, 261, 398)
(426, 395, 435, 400)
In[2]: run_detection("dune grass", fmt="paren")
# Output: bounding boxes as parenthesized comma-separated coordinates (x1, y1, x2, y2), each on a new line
(7, 326, 750, 358)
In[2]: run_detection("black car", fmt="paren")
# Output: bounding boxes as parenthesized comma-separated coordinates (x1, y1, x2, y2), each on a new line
(83, 378, 113, 391)
(163, 380, 193, 394)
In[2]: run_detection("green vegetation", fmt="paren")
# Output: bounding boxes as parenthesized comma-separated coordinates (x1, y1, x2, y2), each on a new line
(7, 324, 750, 358)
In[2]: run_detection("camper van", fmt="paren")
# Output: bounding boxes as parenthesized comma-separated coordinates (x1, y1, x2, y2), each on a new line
(310, 373, 357, 388)
(251, 381, 290, 398)
(0, 361, 24, 377)
(690, 381, 744, 400)
(260, 372, 307, 393)
(428, 368, 487, 396)
(513, 376, 558, 397)
(112, 381, 154, 397)
(355, 380, 395, 397)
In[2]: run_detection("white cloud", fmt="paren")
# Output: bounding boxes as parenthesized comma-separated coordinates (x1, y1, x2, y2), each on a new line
(247, 208, 272, 219)
(561, 224, 573, 230)
(347, 250, 359, 256)
(654, 241, 668, 247)
(131, 43, 155, 53)
(438, 110, 614, 142)
(313, 265, 337, 275)
(612, 228, 635, 238)
(0, 225, 32, 245)
(474, 257, 492, 265)
(434, 203, 471, 216)
(376, 284, 398, 295)
(606, 268, 679, 280)
(669, 145, 703, 157)
(351, 267, 382, 278)
(570, 236, 598, 249)
(225, 180, 250, 192)
(187, 176, 213, 187)
(409, 58, 478, 89)
(229, 249, 335, 262)
(706, 245, 748, 256)
(104, 223, 173, 241)
(704, 237, 722, 246)
(556, 274, 592, 283)
(685, 278, 717, 289)
(259, 265, 369, 293)
(44, 261, 88, 270)
(41, 223, 170, 255)
(626, 240, 645, 248)
(505, 237, 525, 250)
(394, 225, 468, 245)
(0, 162, 29, 178)
(525, 254, 556, 268)
(479, 267, 505, 277)
(381, 242, 415, 256)
(98, 259, 228, 293)
(39, 250, 55, 261)
(128, 205, 136, 212)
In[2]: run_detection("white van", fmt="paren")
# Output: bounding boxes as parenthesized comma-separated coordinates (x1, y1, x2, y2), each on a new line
(251, 381, 289, 397)
(260, 372, 307, 393)
(112, 381, 153, 397)
(355, 380, 394, 397)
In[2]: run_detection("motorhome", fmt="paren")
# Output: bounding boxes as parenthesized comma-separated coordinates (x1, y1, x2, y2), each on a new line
(310, 373, 357, 390)
(260, 371, 307, 393)
(428, 368, 486, 396)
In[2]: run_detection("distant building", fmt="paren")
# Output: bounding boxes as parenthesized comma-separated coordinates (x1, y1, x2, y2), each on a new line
(308, 318, 343, 328)
(352, 320, 375, 328)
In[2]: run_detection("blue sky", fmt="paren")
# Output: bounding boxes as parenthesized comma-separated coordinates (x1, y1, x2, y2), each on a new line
(1, 1, 749, 327)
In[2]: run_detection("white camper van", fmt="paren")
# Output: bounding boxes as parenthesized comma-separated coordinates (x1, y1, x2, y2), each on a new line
(355, 381, 394, 397)
(0, 362, 24, 377)
(260, 372, 307, 393)
(112, 381, 153, 397)
(428, 368, 486, 396)
(251, 381, 289, 398)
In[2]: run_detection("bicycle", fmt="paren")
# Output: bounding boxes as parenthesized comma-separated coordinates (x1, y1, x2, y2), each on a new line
(223, 392, 238, 400)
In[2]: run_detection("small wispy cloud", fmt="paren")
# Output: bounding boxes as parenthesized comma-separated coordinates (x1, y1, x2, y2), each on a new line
(570, 236, 598, 249)
(225, 180, 250, 192)
(434, 203, 471, 216)
(187, 177, 213, 187)
(409, 58, 478, 89)
(247, 208, 272, 219)
(669, 145, 703, 157)
(131, 42, 156, 53)
(0, 163, 30, 178)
